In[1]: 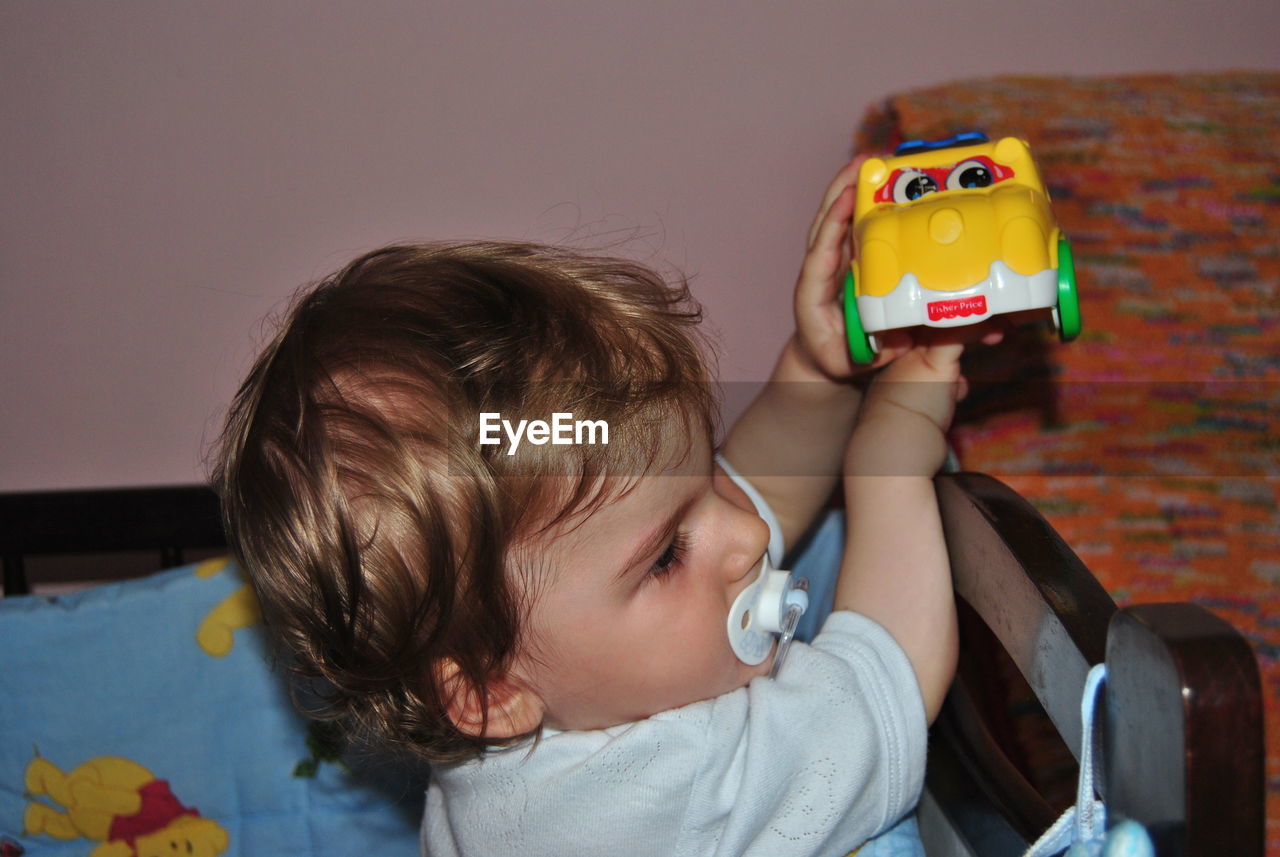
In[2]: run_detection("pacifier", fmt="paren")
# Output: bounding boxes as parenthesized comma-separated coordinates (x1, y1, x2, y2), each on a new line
(727, 554, 809, 679)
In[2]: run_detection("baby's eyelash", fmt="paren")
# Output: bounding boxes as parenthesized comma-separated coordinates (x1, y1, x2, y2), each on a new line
(647, 531, 689, 582)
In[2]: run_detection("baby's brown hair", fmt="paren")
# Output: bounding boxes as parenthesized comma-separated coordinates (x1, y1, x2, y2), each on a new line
(213, 241, 714, 763)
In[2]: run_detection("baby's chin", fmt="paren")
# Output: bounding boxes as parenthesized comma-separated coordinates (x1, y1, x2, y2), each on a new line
(746, 648, 778, 682)
(721, 648, 777, 694)
(572, 649, 780, 729)
(639, 656, 776, 722)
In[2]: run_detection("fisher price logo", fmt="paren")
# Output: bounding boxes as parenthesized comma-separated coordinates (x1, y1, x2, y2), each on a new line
(927, 295, 988, 322)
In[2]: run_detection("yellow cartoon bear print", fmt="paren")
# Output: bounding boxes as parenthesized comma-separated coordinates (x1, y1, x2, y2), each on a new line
(193, 558, 260, 658)
(23, 755, 228, 857)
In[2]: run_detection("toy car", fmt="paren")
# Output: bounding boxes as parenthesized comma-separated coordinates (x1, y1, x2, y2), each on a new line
(844, 132, 1080, 363)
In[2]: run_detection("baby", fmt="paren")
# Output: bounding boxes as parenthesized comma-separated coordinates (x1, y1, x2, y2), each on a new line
(214, 162, 990, 856)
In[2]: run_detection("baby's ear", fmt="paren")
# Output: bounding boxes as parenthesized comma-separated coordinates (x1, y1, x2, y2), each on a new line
(436, 659, 545, 739)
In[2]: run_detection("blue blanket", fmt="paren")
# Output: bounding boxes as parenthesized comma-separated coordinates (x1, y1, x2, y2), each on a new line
(0, 558, 425, 857)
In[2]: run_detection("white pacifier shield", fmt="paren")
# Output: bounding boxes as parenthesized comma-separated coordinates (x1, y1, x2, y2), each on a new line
(727, 555, 808, 666)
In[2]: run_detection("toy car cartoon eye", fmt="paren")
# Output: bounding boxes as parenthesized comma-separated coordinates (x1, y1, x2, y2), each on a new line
(892, 169, 939, 203)
(946, 159, 994, 190)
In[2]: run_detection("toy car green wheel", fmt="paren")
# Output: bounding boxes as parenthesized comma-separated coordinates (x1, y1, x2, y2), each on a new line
(843, 268, 877, 365)
(1056, 237, 1082, 342)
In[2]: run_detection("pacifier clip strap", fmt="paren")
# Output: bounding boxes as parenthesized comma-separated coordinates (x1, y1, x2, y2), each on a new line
(1023, 664, 1108, 857)
(1022, 660, 1157, 857)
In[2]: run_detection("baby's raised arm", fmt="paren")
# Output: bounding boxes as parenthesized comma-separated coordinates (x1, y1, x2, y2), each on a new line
(721, 161, 878, 548)
(835, 341, 965, 722)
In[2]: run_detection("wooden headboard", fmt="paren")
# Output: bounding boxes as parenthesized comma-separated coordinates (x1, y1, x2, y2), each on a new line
(0, 485, 225, 596)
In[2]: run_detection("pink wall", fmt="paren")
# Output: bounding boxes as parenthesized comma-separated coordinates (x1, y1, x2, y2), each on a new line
(3, 0, 1278, 489)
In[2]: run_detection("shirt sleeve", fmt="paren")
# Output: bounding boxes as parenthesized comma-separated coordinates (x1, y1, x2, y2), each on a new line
(424, 611, 928, 857)
(677, 611, 929, 857)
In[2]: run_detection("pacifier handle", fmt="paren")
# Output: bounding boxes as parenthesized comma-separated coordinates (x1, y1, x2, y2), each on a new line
(769, 579, 808, 680)
(727, 555, 809, 672)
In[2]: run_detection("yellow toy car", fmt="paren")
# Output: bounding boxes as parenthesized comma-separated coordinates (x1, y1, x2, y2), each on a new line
(845, 133, 1080, 363)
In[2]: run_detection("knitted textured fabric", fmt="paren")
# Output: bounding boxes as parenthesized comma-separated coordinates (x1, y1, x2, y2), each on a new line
(857, 72, 1279, 854)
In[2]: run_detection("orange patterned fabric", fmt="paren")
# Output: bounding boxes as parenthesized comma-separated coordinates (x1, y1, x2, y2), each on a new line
(857, 73, 1279, 851)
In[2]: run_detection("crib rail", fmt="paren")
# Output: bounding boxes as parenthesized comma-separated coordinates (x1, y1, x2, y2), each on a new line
(0, 485, 225, 595)
(928, 472, 1264, 856)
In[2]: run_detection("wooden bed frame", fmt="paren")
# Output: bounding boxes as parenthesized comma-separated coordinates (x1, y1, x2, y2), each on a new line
(0, 485, 223, 596)
(925, 473, 1264, 857)
(1, 474, 1265, 855)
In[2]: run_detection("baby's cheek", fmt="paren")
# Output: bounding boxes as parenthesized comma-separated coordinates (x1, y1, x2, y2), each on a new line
(705, 618, 760, 691)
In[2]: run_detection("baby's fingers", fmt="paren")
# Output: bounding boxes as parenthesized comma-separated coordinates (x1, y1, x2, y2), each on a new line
(891, 319, 1007, 376)
(797, 184, 855, 297)
(793, 181, 859, 379)
(876, 341, 962, 385)
(866, 347, 964, 432)
(918, 341, 965, 379)
(806, 157, 865, 249)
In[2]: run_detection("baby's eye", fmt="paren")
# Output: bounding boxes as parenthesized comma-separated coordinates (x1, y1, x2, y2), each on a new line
(647, 531, 689, 582)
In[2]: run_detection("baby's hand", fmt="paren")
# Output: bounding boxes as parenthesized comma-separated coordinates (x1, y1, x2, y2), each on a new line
(845, 336, 969, 477)
(791, 158, 871, 382)
(792, 161, 1007, 383)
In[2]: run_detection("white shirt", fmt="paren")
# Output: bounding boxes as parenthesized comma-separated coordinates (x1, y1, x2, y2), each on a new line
(422, 611, 927, 857)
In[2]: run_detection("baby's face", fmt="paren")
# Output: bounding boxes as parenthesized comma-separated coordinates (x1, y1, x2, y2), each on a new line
(510, 435, 773, 731)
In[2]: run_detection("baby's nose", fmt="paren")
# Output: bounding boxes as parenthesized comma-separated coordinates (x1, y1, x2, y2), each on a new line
(729, 514, 771, 574)
(729, 553, 765, 586)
